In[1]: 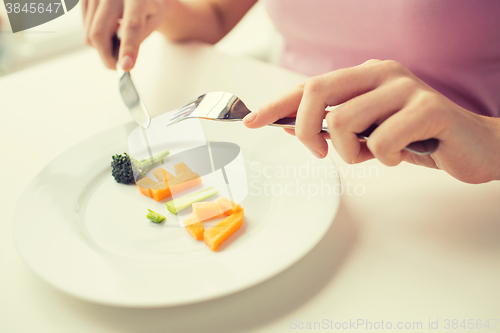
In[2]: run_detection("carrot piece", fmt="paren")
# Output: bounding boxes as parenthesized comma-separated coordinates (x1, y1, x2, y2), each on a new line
(138, 187, 152, 198)
(183, 215, 197, 226)
(186, 223, 205, 240)
(137, 176, 170, 202)
(193, 201, 222, 222)
(204, 210, 244, 251)
(169, 171, 202, 195)
(150, 182, 171, 201)
(136, 176, 158, 199)
(152, 168, 175, 183)
(136, 168, 202, 201)
(216, 197, 242, 216)
(183, 216, 205, 240)
(174, 162, 192, 176)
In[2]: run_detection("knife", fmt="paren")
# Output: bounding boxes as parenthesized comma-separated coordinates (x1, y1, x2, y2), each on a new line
(111, 34, 151, 129)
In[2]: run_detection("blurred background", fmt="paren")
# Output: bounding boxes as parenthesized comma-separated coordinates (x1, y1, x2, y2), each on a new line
(0, 1, 282, 76)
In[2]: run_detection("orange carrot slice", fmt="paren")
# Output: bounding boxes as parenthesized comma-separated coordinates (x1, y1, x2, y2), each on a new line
(136, 176, 170, 201)
(136, 177, 158, 199)
(136, 169, 202, 201)
(204, 210, 244, 251)
(150, 183, 171, 201)
(174, 162, 192, 176)
(216, 197, 242, 216)
(193, 201, 222, 222)
(186, 223, 205, 240)
(183, 216, 205, 240)
(169, 171, 202, 195)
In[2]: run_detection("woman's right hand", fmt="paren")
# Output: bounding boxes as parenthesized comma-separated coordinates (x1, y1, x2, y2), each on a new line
(82, 0, 169, 71)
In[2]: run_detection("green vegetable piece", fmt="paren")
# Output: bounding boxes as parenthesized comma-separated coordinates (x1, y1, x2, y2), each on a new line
(111, 149, 170, 185)
(133, 149, 171, 170)
(147, 209, 166, 223)
(166, 187, 218, 214)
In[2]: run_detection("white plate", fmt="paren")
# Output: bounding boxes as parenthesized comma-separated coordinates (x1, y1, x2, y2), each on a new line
(13, 120, 340, 307)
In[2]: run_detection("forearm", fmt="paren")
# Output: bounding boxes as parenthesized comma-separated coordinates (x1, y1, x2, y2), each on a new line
(487, 116, 500, 181)
(157, 0, 257, 44)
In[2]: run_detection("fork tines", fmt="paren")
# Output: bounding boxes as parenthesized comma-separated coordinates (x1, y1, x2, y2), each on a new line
(166, 94, 206, 126)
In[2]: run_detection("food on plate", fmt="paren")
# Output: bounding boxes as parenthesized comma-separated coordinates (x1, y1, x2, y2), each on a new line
(216, 197, 242, 216)
(167, 170, 202, 195)
(193, 201, 222, 222)
(204, 210, 244, 251)
(166, 187, 218, 214)
(152, 168, 175, 183)
(136, 176, 161, 198)
(183, 217, 205, 240)
(112, 151, 245, 250)
(136, 163, 202, 201)
(111, 149, 170, 184)
(111, 150, 248, 251)
(146, 209, 166, 223)
(135, 149, 170, 168)
(111, 153, 135, 184)
(182, 199, 244, 249)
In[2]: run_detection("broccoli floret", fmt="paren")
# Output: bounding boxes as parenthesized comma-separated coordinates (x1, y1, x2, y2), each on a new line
(111, 150, 170, 184)
(111, 153, 136, 184)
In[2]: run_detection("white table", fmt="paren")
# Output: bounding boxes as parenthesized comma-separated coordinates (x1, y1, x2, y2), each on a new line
(2, 33, 500, 333)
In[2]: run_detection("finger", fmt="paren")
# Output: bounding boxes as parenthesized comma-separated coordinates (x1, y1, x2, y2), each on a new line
(89, 1, 122, 69)
(354, 141, 376, 163)
(119, 0, 148, 71)
(312, 59, 409, 108)
(281, 59, 401, 161)
(294, 77, 331, 158)
(326, 110, 363, 164)
(82, 0, 88, 19)
(243, 84, 304, 128)
(325, 78, 412, 163)
(283, 128, 331, 140)
(83, 0, 99, 46)
(244, 59, 391, 129)
(366, 94, 447, 166)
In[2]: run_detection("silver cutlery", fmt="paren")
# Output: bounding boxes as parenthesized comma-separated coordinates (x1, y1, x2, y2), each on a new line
(112, 35, 151, 129)
(165, 91, 439, 156)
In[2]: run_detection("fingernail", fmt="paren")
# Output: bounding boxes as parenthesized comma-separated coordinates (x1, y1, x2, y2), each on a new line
(310, 149, 323, 159)
(119, 55, 133, 71)
(243, 112, 257, 123)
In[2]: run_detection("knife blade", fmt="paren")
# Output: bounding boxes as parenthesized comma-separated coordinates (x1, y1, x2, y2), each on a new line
(111, 34, 151, 129)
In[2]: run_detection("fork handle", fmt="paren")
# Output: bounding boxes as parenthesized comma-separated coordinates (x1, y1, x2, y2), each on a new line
(269, 118, 439, 156)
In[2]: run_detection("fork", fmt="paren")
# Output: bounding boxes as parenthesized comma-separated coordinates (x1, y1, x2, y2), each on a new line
(165, 91, 439, 156)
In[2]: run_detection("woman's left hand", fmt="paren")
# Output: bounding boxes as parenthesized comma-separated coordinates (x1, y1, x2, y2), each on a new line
(243, 60, 500, 184)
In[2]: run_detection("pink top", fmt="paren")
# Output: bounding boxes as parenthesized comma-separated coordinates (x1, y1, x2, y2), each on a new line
(261, 0, 500, 117)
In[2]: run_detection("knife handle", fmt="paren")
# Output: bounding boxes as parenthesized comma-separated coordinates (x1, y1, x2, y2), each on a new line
(112, 34, 120, 64)
(111, 34, 126, 78)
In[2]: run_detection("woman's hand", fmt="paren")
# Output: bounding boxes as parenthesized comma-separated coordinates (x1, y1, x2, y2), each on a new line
(82, 0, 169, 71)
(82, 0, 257, 71)
(243, 60, 500, 184)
